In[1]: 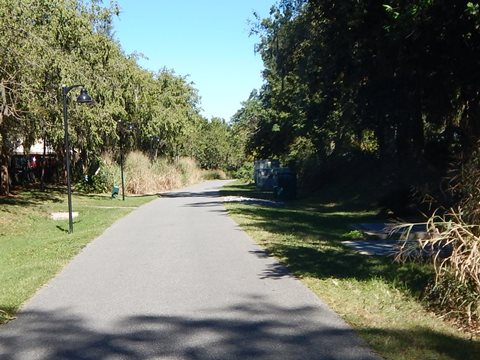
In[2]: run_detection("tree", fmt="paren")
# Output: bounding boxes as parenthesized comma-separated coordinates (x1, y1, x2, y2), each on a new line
(248, 0, 480, 185)
(0, 0, 210, 194)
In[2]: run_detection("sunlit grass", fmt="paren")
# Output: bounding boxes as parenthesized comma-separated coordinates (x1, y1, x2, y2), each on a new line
(0, 189, 155, 324)
(221, 181, 480, 360)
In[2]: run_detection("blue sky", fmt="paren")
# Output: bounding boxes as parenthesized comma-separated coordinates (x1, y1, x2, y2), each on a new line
(112, 1, 275, 121)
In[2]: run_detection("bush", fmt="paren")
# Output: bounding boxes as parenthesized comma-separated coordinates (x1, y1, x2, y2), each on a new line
(425, 270, 479, 331)
(75, 154, 119, 194)
(396, 217, 480, 330)
(423, 211, 480, 327)
(232, 161, 254, 183)
(202, 169, 228, 180)
(396, 150, 480, 330)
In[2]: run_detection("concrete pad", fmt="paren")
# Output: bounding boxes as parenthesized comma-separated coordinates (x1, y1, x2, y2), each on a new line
(50, 212, 79, 220)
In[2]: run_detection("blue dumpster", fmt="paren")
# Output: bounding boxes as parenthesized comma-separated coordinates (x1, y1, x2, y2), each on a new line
(273, 168, 296, 200)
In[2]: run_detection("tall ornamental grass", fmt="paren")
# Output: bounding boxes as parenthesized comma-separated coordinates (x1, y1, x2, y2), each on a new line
(124, 151, 203, 194)
(396, 152, 480, 332)
(80, 152, 204, 195)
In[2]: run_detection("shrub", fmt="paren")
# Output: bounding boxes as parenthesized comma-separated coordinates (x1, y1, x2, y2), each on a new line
(203, 169, 228, 180)
(232, 161, 254, 183)
(76, 154, 119, 194)
(396, 150, 480, 330)
(422, 210, 480, 327)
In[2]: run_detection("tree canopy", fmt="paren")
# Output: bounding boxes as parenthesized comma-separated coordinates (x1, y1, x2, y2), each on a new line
(0, 0, 240, 194)
(236, 0, 480, 189)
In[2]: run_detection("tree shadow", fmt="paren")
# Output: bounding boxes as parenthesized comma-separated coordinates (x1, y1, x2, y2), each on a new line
(220, 182, 379, 211)
(21, 189, 64, 203)
(0, 298, 381, 360)
(2, 297, 477, 359)
(248, 250, 293, 280)
(185, 200, 224, 208)
(224, 188, 432, 297)
(55, 225, 69, 233)
(0, 196, 35, 207)
(160, 190, 223, 199)
(227, 205, 371, 242)
(220, 183, 276, 201)
(0, 189, 63, 207)
(74, 193, 156, 201)
(358, 327, 480, 360)
(74, 193, 116, 200)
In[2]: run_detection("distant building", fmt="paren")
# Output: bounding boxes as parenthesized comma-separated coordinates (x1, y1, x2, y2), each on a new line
(12, 139, 55, 155)
(10, 139, 59, 185)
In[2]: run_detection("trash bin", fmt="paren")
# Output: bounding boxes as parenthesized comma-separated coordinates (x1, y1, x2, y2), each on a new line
(273, 168, 296, 200)
(111, 185, 119, 198)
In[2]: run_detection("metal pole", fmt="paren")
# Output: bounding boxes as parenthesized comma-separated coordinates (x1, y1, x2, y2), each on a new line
(62, 86, 74, 233)
(120, 131, 125, 201)
(61, 84, 91, 233)
(40, 134, 46, 191)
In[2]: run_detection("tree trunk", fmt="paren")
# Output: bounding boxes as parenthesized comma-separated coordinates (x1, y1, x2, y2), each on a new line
(0, 123, 10, 195)
(0, 155, 9, 196)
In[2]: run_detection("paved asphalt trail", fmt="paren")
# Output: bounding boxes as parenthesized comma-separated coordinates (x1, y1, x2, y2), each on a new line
(0, 180, 382, 360)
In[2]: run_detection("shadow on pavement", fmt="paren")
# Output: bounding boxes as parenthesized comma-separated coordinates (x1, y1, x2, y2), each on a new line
(184, 200, 223, 208)
(0, 298, 380, 360)
(160, 190, 221, 199)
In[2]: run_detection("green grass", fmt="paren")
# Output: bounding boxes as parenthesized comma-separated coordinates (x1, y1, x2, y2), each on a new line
(0, 188, 155, 324)
(221, 182, 480, 360)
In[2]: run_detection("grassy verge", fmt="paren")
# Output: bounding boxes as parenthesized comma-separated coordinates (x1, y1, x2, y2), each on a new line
(0, 188, 155, 324)
(221, 182, 480, 360)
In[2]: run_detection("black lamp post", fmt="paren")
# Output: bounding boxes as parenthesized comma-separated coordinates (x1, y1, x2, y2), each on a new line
(119, 121, 125, 201)
(62, 85, 93, 233)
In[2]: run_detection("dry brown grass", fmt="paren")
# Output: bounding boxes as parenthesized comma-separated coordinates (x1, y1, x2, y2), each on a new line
(124, 152, 202, 195)
(395, 150, 480, 332)
(395, 210, 480, 330)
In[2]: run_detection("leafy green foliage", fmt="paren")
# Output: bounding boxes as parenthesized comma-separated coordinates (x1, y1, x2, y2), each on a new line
(243, 0, 480, 186)
(232, 161, 255, 183)
(0, 0, 238, 195)
(195, 117, 231, 169)
(75, 157, 117, 194)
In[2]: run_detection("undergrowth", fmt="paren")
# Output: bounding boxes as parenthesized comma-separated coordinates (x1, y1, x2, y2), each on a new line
(77, 152, 204, 195)
(125, 152, 202, 194)
(396, 150, 480, 332)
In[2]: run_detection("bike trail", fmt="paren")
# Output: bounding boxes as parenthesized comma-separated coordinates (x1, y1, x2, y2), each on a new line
(0, 180, 382, 360)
